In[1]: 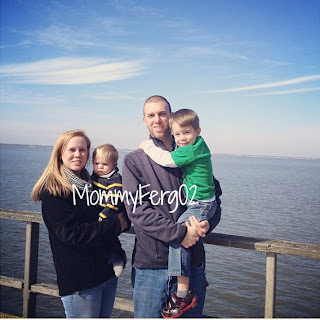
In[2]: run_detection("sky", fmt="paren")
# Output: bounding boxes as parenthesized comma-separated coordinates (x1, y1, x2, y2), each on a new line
(0, 0, 319, 158)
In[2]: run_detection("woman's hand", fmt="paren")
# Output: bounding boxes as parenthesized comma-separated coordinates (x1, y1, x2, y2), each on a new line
(117, 212, 128, 232)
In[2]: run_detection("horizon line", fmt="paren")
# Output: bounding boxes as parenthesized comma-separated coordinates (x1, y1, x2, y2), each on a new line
(0, 142, 319, 160)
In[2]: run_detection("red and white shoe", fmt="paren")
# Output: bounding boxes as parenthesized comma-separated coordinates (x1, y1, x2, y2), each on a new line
(161, 289, 198, 318)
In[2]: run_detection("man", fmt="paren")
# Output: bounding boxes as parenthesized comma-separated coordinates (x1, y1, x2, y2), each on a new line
(122, 95, 222, 318)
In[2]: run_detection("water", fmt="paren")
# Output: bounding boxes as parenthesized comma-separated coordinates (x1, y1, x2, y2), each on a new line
(0, 144, 319, 318)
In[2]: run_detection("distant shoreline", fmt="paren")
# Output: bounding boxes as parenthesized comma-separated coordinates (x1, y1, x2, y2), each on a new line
(0, 143, 319, 161)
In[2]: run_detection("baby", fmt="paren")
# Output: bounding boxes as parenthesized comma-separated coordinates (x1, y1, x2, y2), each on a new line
(91, 144, 129, 277)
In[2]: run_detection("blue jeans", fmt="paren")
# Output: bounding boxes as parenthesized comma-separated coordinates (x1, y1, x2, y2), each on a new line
(132, 263, 206, 318)
(168, 199, 217, 277)
(61, 277, 118, 318)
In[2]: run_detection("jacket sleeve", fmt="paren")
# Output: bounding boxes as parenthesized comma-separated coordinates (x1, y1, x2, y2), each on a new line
(91, 174, 119, 217)
(207, 175, 222, 233)
(139, 139, 177, 167)
(41, 191, 121, 248)
(96, 175, 132, 232)
(100, 200, 131, 233)
(122, 154, 187, 244)
(98, 181, 123, 217)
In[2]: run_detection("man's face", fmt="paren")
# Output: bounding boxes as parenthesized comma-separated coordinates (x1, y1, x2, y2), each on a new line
(143, 100, 171, 140)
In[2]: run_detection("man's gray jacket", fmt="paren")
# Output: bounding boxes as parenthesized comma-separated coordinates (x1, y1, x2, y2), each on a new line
(122, 136, 221, 269)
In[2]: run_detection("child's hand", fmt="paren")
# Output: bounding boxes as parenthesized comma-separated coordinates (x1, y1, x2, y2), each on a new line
(188, 216, 209, 237)
(98, 217, 103, 222)
(197, 220, 210, 236)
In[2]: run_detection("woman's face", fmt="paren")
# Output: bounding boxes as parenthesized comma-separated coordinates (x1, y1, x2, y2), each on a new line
(61, 136, 88, 176)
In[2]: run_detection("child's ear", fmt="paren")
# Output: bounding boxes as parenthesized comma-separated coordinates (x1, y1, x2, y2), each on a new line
(196, 128, 201, 136)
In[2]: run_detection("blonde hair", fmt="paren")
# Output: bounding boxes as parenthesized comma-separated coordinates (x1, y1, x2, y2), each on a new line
(31, 129, 91, 201)
(92, 144, 118, 166)
(169, 108, 199, 131)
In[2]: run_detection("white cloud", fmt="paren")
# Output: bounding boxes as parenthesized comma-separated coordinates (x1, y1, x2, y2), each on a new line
(37, 25, 98, 49)
(210, 75, 320, 93)
(35, 20, 131, 49)
(247, 87, 320, 96)
(93, 94, 137, 101)
(0, 84, 65, 105)
(223, 72, 255, 79)
(261, 59, 292, 67)
(0, 57, 145, 85)
(173, 46, 248, 60)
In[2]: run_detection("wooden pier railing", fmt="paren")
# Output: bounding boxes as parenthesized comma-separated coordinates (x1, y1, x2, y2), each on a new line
(1, 208, 319, 318)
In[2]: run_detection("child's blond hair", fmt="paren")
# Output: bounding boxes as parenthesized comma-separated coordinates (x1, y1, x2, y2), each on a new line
(169, 109, 199, 131)
(92, 144, 118, 166)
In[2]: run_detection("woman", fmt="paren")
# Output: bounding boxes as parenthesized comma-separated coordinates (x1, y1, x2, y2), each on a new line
(31, 129, 128, 318)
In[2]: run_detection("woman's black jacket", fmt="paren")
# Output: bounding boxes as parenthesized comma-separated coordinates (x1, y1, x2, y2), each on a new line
(41, 190, 121, 296)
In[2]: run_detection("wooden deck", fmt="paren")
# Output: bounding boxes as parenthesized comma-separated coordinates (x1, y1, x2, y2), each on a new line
(0, 312, 20, 318)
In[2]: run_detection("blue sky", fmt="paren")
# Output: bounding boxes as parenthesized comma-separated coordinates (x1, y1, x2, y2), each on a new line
(1, 0, 319, 158)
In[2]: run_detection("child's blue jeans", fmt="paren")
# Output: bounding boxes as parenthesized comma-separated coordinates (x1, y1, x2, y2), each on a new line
(168, 199, 217, 277)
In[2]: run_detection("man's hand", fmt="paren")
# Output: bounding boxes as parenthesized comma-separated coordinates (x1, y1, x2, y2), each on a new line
(181, 216, 200, 248)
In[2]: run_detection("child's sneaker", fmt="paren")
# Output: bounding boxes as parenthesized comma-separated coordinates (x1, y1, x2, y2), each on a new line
(161, 289, 198, 318)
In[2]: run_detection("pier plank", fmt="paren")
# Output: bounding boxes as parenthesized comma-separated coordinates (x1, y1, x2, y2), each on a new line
(0, 208, 43, 224)
(0, 312, 19, 318)
(266, 240, 320, 259)
(31, 283, 60, 297)
(205, 232, 320, 259)
(0, 276, 23, 289)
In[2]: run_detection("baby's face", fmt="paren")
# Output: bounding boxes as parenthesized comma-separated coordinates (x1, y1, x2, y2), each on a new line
(93, 154, 116, 176)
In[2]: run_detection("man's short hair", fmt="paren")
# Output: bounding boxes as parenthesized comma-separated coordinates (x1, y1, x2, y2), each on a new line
(143, 95, 171, 114)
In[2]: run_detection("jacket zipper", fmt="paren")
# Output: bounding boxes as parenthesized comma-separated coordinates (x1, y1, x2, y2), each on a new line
(155, 241, 159, 259)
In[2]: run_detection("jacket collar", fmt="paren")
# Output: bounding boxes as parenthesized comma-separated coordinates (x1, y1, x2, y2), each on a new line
(96, 167, 119, 179)
(149, 134, 176, 151)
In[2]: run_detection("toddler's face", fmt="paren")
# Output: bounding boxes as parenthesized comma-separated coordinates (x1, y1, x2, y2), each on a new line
(171, 121, 200, 147)
(93, 154, 116, 176)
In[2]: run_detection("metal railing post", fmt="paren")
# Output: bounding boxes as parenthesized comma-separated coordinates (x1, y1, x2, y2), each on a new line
(22, 222, 39, 318)
(264, 252, 277, 318)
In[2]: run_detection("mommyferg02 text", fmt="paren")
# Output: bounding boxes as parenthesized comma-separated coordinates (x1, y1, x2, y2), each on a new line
(72, 184, 196, 213)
